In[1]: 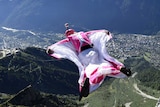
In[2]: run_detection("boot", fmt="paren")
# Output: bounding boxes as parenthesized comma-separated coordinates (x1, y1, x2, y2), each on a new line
(79, 78, 90, 101)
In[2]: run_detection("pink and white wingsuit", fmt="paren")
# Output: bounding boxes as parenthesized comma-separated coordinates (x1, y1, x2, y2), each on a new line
(47, 30, 126, 94)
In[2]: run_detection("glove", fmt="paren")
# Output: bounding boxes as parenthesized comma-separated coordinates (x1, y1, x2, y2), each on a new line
(120, 67, 132, 77)
(46, 49, 54, 54)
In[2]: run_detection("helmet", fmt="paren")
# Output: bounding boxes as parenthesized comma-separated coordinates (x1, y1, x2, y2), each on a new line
(65, 23, 69, 29)
(65, 29, 75, 36)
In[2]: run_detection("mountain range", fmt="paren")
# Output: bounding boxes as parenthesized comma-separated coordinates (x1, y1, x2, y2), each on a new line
(0, 0, 160, 34)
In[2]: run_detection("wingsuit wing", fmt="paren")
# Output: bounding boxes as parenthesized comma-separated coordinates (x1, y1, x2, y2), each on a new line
(47, 39, 84, 75)
(86, 30, 124, 69)
(81, 30, 126, 93)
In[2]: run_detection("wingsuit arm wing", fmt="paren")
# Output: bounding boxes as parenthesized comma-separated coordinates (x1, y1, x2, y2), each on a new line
(87, 30, 124, 70)
(47, 39, 84, 74)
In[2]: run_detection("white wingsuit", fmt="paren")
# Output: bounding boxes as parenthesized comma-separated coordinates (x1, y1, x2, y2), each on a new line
(47, 29, 127, 95)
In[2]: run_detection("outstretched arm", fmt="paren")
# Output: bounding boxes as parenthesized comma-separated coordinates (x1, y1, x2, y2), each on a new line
(88, 30, 124, 69)
(46, 39, 84, 75)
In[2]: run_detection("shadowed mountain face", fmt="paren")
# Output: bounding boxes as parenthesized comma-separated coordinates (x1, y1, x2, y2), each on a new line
(0, 47, 79, 94)
(0, 0, 160, 34)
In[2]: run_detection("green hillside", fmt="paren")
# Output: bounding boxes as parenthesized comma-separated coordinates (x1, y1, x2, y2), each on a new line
(0, 47, 160, 107)
(124, 56, 160, 90)
(80, 78, 160, 107)
(79, 56, 160, 107)
(0, 47, 79, 94)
